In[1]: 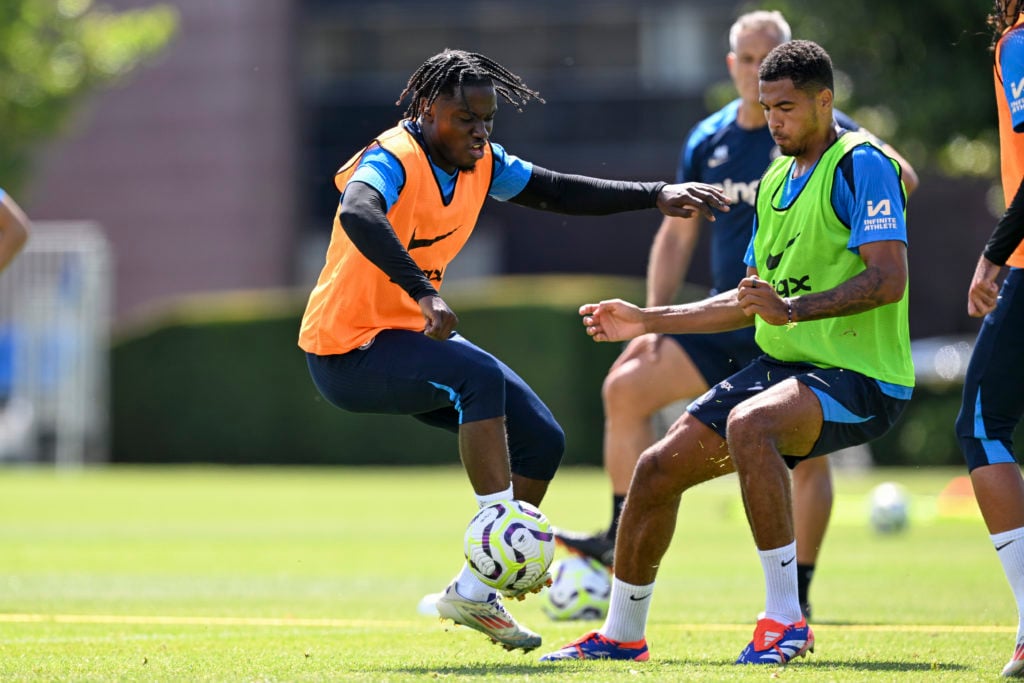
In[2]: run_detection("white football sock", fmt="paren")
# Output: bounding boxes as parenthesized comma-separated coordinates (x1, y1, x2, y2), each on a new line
(599, 576, 654, 643)
(454, 562, 494, 601)
(454, 485, 515, 602)
(758, 541, 802, 624)
(992, 527, 1024, 643)
(475, 484, 514, 508)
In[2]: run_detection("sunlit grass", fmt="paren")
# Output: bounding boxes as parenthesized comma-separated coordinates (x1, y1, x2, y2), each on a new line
(0, 464, 1011, 681)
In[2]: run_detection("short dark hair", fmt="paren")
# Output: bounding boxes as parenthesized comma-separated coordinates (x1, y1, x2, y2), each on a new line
(759, 39, 834, 95)
(396, 49, 544, 119)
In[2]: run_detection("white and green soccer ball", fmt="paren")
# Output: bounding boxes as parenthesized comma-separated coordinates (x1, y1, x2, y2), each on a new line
(542, 555, 611, 621)
(464, 500, 555, 592)
(869, 481, 910, 534)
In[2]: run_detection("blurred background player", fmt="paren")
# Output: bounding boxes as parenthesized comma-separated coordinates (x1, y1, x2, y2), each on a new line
(0, 190, 30, 273)
(955, 0, 1024, 676)
(0, 189, 32, 459)
(554, 10, 918, 621)
(297, 49, 729, 653)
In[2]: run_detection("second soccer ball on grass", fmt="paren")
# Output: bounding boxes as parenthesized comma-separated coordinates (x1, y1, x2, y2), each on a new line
(543, 555, 612, 621)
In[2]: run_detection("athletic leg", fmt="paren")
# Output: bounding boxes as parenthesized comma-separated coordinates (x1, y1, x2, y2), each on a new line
(955, 270, 1024, 675)
(310, 331, 550, 649)
(791, 455, 833, 619)
(602, 333, 709, 499)
(556, 332, 721, 565)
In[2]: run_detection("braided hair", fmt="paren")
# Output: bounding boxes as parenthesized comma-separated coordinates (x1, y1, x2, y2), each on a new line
(989, 0, 1024, 50)
(396, 49, 544, 119)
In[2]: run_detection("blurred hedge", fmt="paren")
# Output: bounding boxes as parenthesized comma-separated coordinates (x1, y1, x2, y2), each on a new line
(111, 275, 1023, 467)
(111, 275, 653, 466)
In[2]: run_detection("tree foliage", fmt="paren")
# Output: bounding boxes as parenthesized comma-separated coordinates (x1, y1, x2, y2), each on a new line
(0, 0, 178, 193)
(749, 0, 998, 176)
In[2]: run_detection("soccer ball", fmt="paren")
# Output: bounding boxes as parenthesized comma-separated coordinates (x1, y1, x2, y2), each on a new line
(464, 500, 555, 593)
(869, 482, 909, 534)
(542, 555, 611, 621)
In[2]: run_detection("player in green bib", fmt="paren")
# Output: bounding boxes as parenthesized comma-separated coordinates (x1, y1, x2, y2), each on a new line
(752, 130, 914, 386)
(542, 40, 913, 666)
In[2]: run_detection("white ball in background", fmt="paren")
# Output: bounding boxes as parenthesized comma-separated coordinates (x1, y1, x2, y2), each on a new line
(869, 481, 910, 534)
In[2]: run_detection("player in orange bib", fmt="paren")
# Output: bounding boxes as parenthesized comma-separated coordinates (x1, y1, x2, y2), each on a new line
(956, 1, 1024, 676)
(297, 49, 730, 653)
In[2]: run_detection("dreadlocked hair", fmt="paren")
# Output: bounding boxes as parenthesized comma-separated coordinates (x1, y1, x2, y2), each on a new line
(396, 49, 544, 119)
(989, 0, 1024, 51)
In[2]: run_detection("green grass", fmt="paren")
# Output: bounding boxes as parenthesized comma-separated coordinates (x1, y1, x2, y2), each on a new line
(0, 464, 1012, 681)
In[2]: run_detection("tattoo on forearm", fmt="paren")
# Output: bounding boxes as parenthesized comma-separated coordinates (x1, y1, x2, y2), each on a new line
(794, 267, 889, 322)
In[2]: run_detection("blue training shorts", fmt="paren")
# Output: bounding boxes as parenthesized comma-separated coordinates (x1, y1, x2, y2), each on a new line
(687, 355, 912, 469)
(305, 329, 564, 480)
(956, 268, 1024, 471)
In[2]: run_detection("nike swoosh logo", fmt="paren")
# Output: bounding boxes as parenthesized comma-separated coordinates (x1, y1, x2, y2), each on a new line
(629, 593, 652, 601)
(781, 556, 796, 567)
(765, 233, 800, 270)
(997, 540, 1016, 551)
(408, 226, 460, 250)
(707, 156, 728, 169)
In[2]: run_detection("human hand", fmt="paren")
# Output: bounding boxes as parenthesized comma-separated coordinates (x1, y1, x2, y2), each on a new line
(419, 295, 459, 340)
(579, 299, 647, 341)
(967, 255, 1001, 318)
(656, 182, 731, 221)
(737, 276, 789, 325)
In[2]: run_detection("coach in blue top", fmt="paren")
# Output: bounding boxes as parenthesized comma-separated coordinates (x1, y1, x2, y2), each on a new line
(554, 10, 918, 621)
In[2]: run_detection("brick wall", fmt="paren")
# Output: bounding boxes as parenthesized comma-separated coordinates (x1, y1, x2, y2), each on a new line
(26, 0, 297, 323)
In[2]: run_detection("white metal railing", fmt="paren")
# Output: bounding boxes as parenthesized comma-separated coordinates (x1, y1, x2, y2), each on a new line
(0, 221, 112, 467)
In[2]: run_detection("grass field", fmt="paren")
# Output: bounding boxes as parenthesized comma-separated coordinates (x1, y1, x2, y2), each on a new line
(0, 464, 1014, 681)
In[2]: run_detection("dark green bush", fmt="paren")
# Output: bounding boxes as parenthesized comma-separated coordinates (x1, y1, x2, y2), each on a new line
(112, 276, 1023, 468)
(111, 276, 647, 465)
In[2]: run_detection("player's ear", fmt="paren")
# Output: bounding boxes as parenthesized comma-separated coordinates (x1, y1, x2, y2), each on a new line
(817, 87, 833, 111)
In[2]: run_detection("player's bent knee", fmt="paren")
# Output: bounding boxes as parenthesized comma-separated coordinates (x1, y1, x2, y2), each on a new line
(630, 446, 689, 501)
(602, 364, 664, 415)
(511, 416, 565, 481)
(725, 408, 773, 458)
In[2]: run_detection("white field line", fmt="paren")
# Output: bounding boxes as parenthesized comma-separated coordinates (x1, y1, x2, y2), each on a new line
(0, 613, 1012, 633)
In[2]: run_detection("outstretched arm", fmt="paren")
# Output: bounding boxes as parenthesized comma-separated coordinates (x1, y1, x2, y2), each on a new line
(509, 165, 730, 219)
(579, 288, 751, 342)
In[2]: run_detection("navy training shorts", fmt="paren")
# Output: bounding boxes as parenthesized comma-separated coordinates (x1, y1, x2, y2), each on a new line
(687, 354, 912, 469)
(956, 267, 1024, 471)
(305, 329, 564, 480)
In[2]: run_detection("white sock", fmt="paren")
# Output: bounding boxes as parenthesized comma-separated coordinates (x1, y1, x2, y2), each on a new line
(758, 541, 802, 624)
(454, 562, 494, 602)
(599, 577, 654, 643)
(453, 486, 515, 602)
(992, 527, 1024, 643)
(475, 484, 514, 508)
